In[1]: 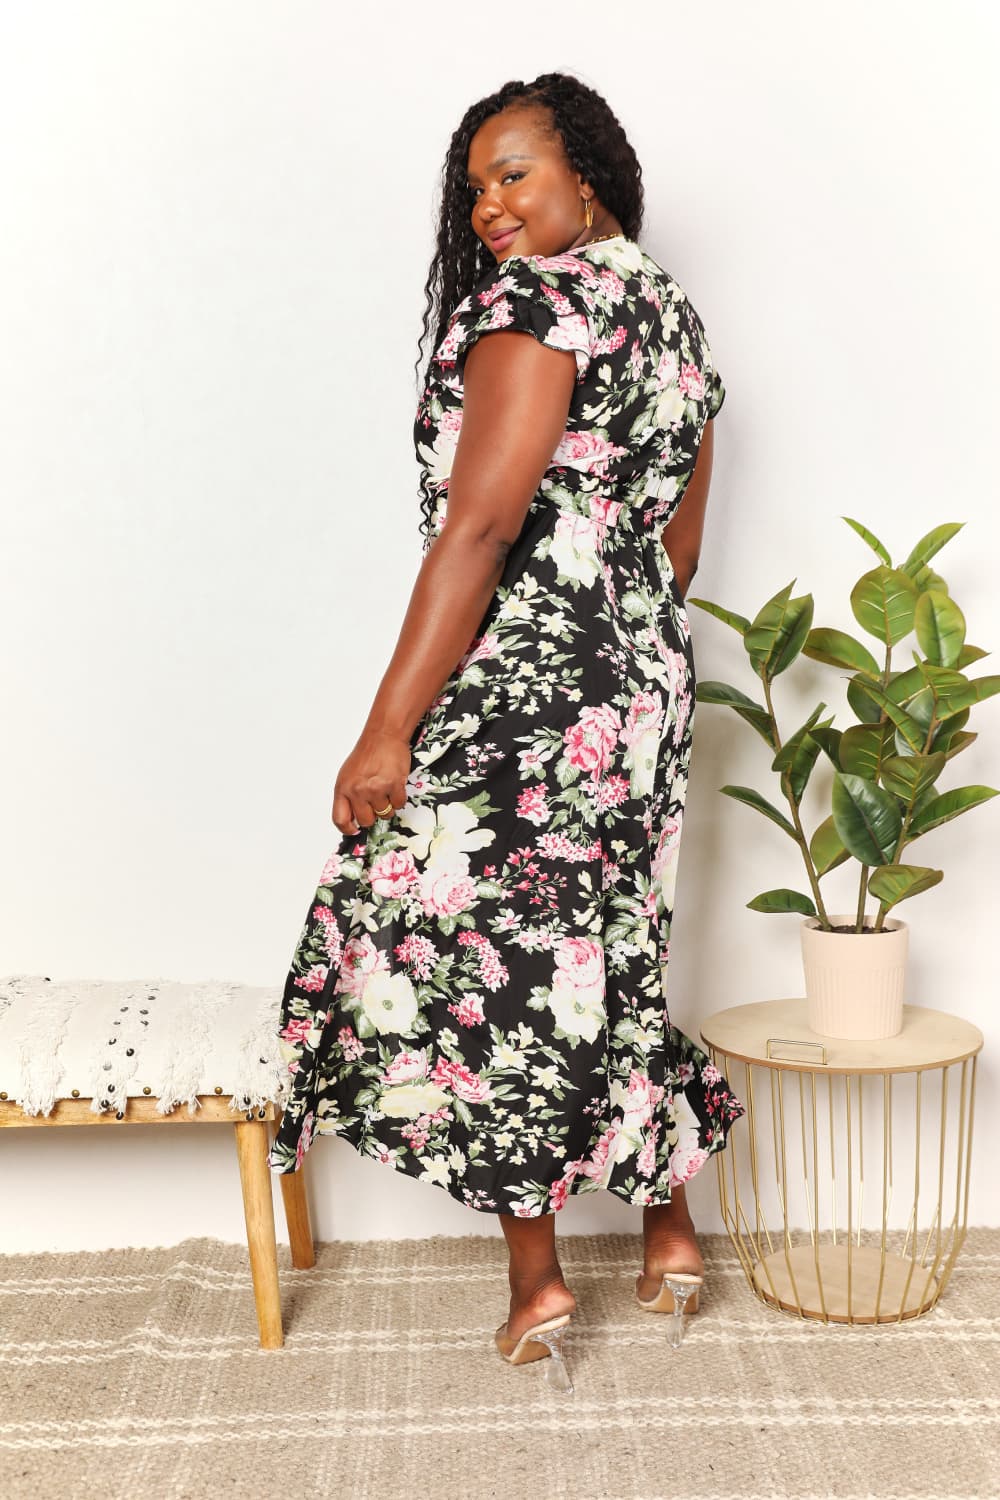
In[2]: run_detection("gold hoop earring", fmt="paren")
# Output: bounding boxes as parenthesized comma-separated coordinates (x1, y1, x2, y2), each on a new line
(583, 198, 594, 229)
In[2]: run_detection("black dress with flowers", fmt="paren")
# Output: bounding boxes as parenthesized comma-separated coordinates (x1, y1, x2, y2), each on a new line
(266, 236, 746, 1216)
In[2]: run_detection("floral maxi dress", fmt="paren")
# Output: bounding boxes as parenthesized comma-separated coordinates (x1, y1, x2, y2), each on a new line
(266, 235, 747, 1215)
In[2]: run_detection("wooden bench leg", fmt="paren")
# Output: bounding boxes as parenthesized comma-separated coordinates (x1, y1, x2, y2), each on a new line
(271, 1112, 316, 1269)
(234, 1118, 284, 1349)
(279, 1166, 316, 1269)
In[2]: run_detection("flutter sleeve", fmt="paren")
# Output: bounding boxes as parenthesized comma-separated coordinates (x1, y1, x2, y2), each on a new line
(433, 256, 596, 384)
(706, 366, 726, 419)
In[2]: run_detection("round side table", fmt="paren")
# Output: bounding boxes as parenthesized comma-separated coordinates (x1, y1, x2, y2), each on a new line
(699, 998, 983, 1325)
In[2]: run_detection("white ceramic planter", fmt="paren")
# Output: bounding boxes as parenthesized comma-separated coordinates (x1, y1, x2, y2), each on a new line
(800, 914, 909, 1039)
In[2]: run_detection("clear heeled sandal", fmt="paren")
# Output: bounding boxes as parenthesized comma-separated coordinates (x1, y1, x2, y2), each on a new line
(494, 1312, 575, 1393)
(634, 1270, 703, 1348)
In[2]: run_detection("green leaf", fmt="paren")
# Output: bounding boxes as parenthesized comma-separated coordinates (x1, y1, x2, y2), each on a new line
(810, 725, 844, 767)
(743, 581, 815, 680)
(685, 597, 751, 635)
(907, 785, 1000, 838)
(867, 863, 944, 908)
(900, 521, 964, 576)
(879, 752, 946, 803)
(801, 627, 880, 675)
(850, 566, 919, 646)
(809, 815, 851, 875)
(957, 643, 988, 667)
(842, 516, 891, 565)
(936, 729, 977, 762)
(914, 589, 966, 668)
(908, 563, 950, 594)
(720, 784, 798, 838)
(846, 674, 883, 724)
(839, 722, 893, 780)
(771, 705, 831, 803)
(747, 888, 817, 915)
(832, 772, 902, 864)
(695, 680, 777, 749)
(850, 673, 926, 751)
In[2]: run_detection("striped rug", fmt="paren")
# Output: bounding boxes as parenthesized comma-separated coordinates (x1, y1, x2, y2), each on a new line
(1, 1227, 998, 1499)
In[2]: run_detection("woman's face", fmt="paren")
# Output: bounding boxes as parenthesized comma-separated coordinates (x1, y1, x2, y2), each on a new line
(466, 104, 602, 263)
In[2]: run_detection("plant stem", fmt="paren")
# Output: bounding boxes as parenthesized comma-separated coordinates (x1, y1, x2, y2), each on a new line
(761, 674, 831, 928)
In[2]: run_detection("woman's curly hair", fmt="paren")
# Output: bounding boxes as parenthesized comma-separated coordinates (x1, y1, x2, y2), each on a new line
(413, 71, 645, 393)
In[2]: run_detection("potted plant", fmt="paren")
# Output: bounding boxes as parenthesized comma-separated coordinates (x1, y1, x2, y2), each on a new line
(688, 517, 999, 1040)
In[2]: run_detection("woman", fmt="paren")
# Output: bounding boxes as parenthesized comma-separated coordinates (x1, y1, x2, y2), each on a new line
(267, 70, 746, 1388)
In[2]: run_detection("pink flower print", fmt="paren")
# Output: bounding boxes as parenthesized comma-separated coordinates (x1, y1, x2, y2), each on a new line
(578, 1122, 620, 1180)
(701, 1062, 723, 1085)
(448, 992, 486, 1027)
(311, 907, 343, 966)
(678, 362, 706, 400)
(295, 1110, 315, 1168)
(383, 1047, 429, 1084)
(281, 1016, 313, 1044)
(554, 936, 605, 990)
(593, 325, 628, 356)
(550, 430, 628, 473)
(339, 1026, 365, 1062)
(430, 1057, 493, 1104)
(335, 934, 386, 999)
(395, 932, 438, 981)
(594, 775, 630, 811)
(540, 286, 575, 316)
(641, 273, 662, 310)
(628, 338, 645, 380)
(478, 274, 517, 306)
(369, 849, 417, 900)
(458, 631, 500, 671)
(563, 703, 622, 780)
(620, 689, 664, 747)
(670, 1143, 709, 1186)
(656, 350, 679, 389)
(516, 785, 550, 825)
(485, 296, 516, 330)
(588, 494, 623, 530)
(293, 963, 329, 994)
(419, 869, 478, 917)
(637, 1121, 660, 1179)
(598, 267, 626, 303)
(320, 852, 345, 884)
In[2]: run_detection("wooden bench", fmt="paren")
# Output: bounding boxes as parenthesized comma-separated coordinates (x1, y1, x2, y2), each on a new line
(0, 974, 313, 1348)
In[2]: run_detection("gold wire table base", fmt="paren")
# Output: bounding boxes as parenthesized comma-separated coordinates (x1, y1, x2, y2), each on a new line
(700, 999, 983, 1327)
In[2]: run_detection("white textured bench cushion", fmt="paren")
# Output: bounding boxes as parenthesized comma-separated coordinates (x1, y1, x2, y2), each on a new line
(0, 976, 290, 1118)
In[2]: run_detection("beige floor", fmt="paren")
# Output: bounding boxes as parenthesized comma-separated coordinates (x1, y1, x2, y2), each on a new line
(1, 1226, 999, 1499)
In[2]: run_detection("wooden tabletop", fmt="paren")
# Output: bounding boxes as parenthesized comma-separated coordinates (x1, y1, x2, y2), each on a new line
(699, 997, 984, 1074)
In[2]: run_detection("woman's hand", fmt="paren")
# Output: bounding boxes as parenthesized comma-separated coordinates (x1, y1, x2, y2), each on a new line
(332, 728, 411, 836)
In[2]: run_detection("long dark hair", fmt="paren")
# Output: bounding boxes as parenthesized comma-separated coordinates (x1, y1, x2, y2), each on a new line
(413, 71, 645, 392)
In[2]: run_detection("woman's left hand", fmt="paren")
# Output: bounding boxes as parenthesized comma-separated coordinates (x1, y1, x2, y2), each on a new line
(331, 728, 411, 836)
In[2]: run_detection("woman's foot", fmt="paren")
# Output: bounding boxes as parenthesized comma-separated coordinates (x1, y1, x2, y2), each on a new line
(502, 1274, 577, 1345)
(637, 1184, 705, 1301)
(498, 1211, 578, 1345)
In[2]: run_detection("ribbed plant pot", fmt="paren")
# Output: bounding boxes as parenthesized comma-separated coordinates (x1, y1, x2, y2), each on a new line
(800, 914, 909, 1039)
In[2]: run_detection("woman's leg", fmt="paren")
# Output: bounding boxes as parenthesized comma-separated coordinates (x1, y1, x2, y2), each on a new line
(498, 1211, 577, 1340)
(637, 1181, 705, 1299)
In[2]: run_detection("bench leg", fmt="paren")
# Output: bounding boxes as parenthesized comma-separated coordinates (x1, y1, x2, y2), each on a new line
(271, 1112, 316, 1269)
(234, 1118, 284, 1349)
(279, 1166, 316, 1269)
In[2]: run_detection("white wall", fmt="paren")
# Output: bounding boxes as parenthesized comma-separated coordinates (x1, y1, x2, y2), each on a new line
(2, 0, 997, 1252)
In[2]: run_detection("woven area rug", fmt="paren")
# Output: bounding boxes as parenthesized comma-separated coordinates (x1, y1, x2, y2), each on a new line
(2, 1227, 999, 1500)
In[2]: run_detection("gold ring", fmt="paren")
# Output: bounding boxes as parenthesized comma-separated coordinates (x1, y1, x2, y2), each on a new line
(374, 802, 394, 818)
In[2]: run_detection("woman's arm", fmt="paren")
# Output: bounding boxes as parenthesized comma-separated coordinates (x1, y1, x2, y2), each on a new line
(331, 332, 578, 836)
(659, 417, 714, 598)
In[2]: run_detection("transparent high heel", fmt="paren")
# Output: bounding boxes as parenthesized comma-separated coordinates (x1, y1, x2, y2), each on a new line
(494, 1312, 575, 1393)
(635, 1270, 704, 1348)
